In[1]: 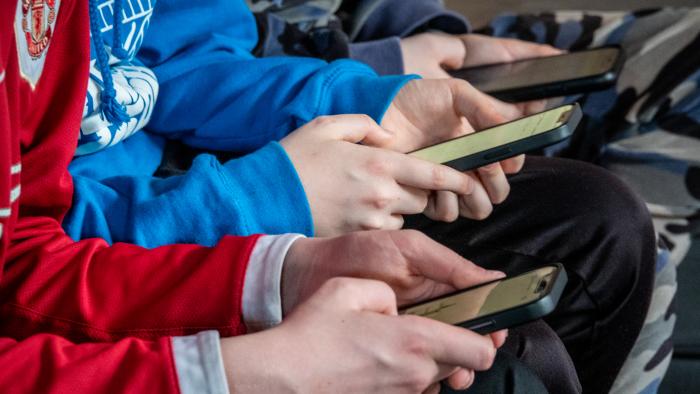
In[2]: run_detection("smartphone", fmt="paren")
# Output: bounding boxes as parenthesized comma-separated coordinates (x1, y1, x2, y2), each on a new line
(449, 46, 625, 102)
(409, 103, 582, 171)
(400, 264, 567, 334)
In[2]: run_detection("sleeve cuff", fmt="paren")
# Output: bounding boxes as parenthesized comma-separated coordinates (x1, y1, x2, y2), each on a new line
(221, 142, 314, 237)
(318, 60, 420, 124)
(349, 37, 405, 75)
(172, 331, 229, 394)
(242, 234, 305, 332)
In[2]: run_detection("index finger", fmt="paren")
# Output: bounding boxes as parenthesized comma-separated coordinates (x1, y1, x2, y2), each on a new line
(400, 230, 505, 289)
(389, 152, 472, 195)
(404, 315, 497, 370)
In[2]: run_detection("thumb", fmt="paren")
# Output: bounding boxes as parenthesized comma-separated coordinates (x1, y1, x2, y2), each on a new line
(309, 114, 393, 144)
(321, 277, 399, 315)
(449, 79, 523, 130)
(437, 34, 467, 71)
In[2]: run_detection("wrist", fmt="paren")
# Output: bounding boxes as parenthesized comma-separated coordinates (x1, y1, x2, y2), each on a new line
(281, 237, 322, 316)
(220, 333, 294, 393)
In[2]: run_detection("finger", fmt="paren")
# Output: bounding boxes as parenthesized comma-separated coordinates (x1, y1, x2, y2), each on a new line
(436, 34, 467, 70)
(436, 365, 462, 382)
(406, 316, 497, 370)
(402, 231, 505, 289)
(423, 191, 460, 223)
(516, 99, 548, 115)
(476, 162, 510, 204)
(458, 173, 494, 220)
(490, 330, 508, 349)
(391, 185, 430, 215)
(500, 155, 525, 175)
(384, 214, 405, 230)
(447, 368, 475, 391)
(423, 382, 441, 394)
(305, 114, 392, 144)
(322, 277, 398, 315)
(390, 153, 472, 195)
(449, 80, 522, 130)
(500, 38, 563, 60)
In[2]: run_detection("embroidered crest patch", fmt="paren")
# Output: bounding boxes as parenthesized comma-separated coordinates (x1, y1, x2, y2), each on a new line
(15, 0, 60, 87)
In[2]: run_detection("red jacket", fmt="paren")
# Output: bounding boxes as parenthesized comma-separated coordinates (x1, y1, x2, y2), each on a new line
(1, 1, 262, 391)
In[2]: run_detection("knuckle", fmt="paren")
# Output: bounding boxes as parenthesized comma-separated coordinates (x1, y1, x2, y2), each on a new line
(366, 188, 394, 210)
(312, 115, 335, 127)
(475, 345, 497, 370)
(364, 157, 390, 176)
(430, 166, 447, 189)
(478, 163, 502, 176)
(439, 208, 459, 223)
(461, 175, 475, 195)
(323, 277, 354, 296)
(472, 205, 493, 220)
(360, 215, 385, 231)
(401, 326, 431, 357)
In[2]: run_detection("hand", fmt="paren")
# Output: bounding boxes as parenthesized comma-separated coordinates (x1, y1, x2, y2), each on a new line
(280, 114, 474, 236)
(400, 32, 465, 79)
(221, 278, 499, 393)
(380, 79, 527, 220)
(281, 230, 508, 349)
(459, 34, 562, 68)
(399, 33, 561, 79)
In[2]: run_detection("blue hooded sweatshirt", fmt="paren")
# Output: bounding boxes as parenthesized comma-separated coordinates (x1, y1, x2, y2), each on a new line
(64, 0, 417, 247)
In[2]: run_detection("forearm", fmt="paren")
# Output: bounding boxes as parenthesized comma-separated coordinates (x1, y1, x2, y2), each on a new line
(1, 220, 262, 341)
(0, 334, 179, 393)
(65, 142, 313, 247)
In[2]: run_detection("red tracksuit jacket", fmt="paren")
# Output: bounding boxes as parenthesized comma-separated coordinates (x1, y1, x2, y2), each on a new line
(0, 1, 262, 391)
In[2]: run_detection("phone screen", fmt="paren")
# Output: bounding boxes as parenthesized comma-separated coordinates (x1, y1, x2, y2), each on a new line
(410, 104, 574, 164)
(452, 47, 620, 92)
(400, 266, 558, 326)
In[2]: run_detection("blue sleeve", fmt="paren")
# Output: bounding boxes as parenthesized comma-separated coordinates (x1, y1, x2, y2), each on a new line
(137, 0, 416, 152)
(64, 141, 313, 248)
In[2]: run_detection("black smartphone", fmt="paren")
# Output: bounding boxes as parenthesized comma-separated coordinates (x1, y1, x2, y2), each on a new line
(409, 103, 582, 172)
(400, 264, 567, 334)
(449, 46, 625, 102)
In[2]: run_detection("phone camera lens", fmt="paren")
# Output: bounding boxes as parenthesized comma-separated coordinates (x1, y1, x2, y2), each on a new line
(536, 280, 548, 293)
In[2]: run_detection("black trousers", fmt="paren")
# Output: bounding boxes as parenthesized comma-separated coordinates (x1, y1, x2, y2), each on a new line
(409, 156, 657, 394)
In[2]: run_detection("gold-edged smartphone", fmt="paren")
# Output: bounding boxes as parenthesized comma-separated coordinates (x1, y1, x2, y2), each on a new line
(400, 264, 567, 334)
(409, 103, 582, 171)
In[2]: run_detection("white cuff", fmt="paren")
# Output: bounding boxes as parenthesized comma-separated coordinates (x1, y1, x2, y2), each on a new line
(172, 331, 228, 394)
(242, 234, 305, 332)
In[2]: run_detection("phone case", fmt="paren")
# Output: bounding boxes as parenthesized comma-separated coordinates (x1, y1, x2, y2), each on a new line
(462, 264, 568, 334)
(439, 103, 583, 172)
(486, 46, 626, 102)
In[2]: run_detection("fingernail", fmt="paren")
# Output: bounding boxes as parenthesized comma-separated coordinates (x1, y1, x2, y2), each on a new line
(489, 270, 506, 278)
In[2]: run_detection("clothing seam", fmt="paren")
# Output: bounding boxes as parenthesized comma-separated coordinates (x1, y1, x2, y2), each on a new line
(166, 337, 183, 394)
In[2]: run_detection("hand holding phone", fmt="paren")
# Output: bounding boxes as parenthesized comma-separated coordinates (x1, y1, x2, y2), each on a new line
(449, 46, 625, 102)
(410, 103, 582, 172)
(400, 264, 567, 334)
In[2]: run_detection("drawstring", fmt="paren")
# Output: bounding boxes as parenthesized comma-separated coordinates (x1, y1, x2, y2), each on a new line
(87, 0, 129, 125)
(111, 0, 129, 59)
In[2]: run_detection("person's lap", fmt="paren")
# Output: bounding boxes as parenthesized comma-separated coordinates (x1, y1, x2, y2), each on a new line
(406, 155, 657, 393)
